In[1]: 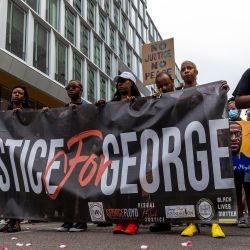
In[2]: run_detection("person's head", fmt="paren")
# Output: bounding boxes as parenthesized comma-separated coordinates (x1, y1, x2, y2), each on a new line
(229, 122, 242, 155)
(65, 80, 83, 101)
(228, 97, 241, 121)
(155, 71, 174, 93)
(11, 85, 29, 107)
(112, 72, 141, 101)
(180, 60, 198, 86)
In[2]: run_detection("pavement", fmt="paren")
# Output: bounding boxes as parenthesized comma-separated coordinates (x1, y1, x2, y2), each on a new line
(0, 222, 250, 250)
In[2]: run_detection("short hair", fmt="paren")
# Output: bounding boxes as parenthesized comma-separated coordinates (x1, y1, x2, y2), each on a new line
(8, 84, 30, 109)
(155, 71, 174, 82)
(229, 121, 242, 129)
(181, 60, 197, 70)
(67, 79, 83, 90)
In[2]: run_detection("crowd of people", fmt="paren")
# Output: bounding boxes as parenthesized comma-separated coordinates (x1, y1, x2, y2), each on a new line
(0, 61, 250, 239)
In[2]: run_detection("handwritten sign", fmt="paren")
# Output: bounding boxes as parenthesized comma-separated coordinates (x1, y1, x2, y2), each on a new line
(142, 38, 175, 85)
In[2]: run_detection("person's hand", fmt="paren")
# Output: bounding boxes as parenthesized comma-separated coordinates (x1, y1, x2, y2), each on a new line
(95, 99, 106, 107)
(220, 80, 229, 92)
(69, 103, 77, 109)
(42, 107, 49, 112)
(125, 96, 136, 102)
(152, 88, 162, 98)
(12, 108, 22, 113)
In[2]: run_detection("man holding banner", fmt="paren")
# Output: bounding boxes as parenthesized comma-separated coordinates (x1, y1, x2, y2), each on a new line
(178, 60, 229, 238)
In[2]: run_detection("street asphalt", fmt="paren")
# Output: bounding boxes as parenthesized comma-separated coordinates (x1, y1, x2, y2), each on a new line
(0, 222, 250, 250)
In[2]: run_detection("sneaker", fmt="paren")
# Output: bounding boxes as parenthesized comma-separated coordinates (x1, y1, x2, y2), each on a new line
(0, 219, 8, 225)
(5, 220, 21, 233)
(112, 224, 125, 234)
(181, 223, 199, 237)
(149, 223, 171, 232)
(0, 223, 9, 232)
(69, 222, 87, 232)
(238, 217, 248, 228)
(211, 223, 225, 238)
(56, 222, 73, 232)
(124, 223, 138, 235)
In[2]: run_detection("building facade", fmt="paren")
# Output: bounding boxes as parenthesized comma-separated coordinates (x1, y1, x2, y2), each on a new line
(0, 0, 180, 109)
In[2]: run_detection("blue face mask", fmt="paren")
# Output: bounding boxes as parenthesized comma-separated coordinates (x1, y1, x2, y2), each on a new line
(228, 110, 239, 121)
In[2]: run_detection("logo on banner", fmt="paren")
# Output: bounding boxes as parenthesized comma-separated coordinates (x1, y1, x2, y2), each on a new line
(88, 202, 105, 222)
(106, 208, 138, 220)
(165, 205, 195, 218)
(196, 198, 215, 221)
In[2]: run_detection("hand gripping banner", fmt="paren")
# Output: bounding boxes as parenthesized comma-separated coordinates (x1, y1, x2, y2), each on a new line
(0, 82, 237, 224)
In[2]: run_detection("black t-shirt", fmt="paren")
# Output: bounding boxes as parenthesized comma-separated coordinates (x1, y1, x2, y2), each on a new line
(233, 68, 250, 96)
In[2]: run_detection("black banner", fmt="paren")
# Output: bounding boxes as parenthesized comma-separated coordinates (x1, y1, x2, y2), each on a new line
(0, 82, 237, 224)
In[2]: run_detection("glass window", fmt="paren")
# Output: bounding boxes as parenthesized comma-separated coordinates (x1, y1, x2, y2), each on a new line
(118, 35, 124, 60)
(80, 23, 89, 57)
(65, 7, 76, 45)
(128, 24, 133, 45)
(110, 83, 116, 99)
(137, 18, 142, 36)
(24, 0, 39, 12)
(121, 15, 127, 38)
(100, 78, 107, 100)
(73, 0, 82, 14)
(87, 0, 95, 28)
(73, 53, 82, 81)
(94, 38, 102, 67)
(33, 22, 49, 74)
(87, 66, 96, 103)
(113, 4, 119, 27)
(139, 0, 144, 18)
(109, 26, 116, 51)
(131, 7, 136, 27)
(132, 0, 138, 9)
(124, 0, 129, 16)
(104, 0, 110, 16)
(6, 1, 26, 60)
(46, 0, 59, 30)
(105, 49, 111, 76)
(99, 13, 106, 41)
(55, 39, 68, 85)
(132, 52, 137, 75)
(127, 47, 132, 69)
(135, 34, 140, 55)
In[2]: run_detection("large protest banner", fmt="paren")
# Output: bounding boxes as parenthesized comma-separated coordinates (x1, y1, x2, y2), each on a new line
(0, 82, 237, 224)
(142, 38, 175, 85)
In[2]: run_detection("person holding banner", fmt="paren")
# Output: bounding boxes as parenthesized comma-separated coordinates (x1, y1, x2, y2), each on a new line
(55, 79, 88, 233)
(149, 71, 174, 232)
(0, 85, 30, 233)
(179, 60, 228, 238)
(152, 71, 174, 98)
(109, 71, 141, 235)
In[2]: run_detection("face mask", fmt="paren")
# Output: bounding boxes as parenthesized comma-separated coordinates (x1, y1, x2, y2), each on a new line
(228, 110, 239, 121)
